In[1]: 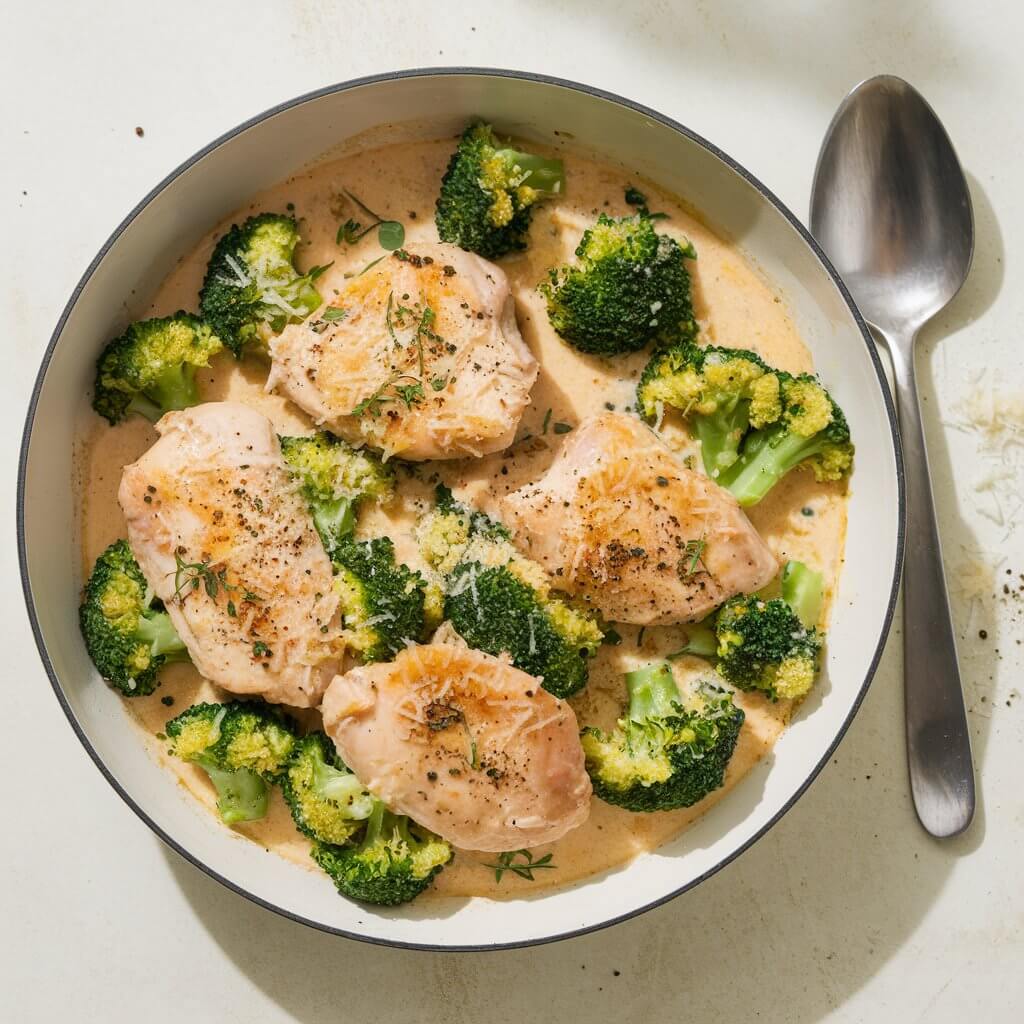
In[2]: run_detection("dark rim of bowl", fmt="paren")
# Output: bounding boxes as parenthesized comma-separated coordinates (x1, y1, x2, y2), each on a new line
(17, 66, 906, 953)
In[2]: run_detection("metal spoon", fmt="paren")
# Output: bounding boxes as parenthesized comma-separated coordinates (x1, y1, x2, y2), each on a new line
(810, 74, 975, 838)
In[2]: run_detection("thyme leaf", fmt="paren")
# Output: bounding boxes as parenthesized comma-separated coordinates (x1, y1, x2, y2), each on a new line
(484, 849, 557, 883)
(677, 535, 708, 579)
(394, 382, 425, 408)
(339, 190, 405, 251)
(172, 550, 222, 604)
(350, 373, 424, 417)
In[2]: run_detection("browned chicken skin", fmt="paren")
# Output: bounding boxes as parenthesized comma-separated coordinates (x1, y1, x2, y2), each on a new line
(321, 642, 592, 851)
(118, 402, 342, 707)
(501, 412, 779, 625)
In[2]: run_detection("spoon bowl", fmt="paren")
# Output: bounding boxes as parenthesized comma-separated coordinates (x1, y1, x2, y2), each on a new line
(811, 74, 976, 838)
(811, 75, 974, 334)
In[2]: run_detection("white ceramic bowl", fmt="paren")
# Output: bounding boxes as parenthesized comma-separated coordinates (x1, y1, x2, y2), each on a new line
(18, 69, 904, 950)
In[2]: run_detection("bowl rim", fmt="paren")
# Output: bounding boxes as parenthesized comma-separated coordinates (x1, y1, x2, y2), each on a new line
(17, 66, 906, 952)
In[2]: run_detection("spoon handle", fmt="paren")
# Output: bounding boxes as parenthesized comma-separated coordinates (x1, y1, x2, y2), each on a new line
(886, 330, 975, 837)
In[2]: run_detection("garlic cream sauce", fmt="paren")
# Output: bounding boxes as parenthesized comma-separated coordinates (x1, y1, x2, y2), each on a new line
(78, 135, 848, 899)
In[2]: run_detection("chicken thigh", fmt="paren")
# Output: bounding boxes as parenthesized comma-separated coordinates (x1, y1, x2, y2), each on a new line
(267, 243, 538, 460)
(501, 412, 778, 625)
(321, 642, 591, 851)
(118, 401, 341, 706)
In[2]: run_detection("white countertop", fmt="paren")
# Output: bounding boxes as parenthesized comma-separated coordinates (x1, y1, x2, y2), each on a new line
(3, 2, 1022, 1020)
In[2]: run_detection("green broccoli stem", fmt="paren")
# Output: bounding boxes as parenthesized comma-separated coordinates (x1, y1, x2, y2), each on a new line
(671, 621, 719, 659)
(360, 800, 388, 851)
(129, 363, 201, 423)
(199, 761, 269, 824)
(781, 560, 824, 629)
(358, 801, 416, 854)
(312, 749, 373, 816)
(693, 402, 749, 478)
(312, 498, 356, 557)
(293, 277, 323, 315)
(135, 611, 188, 661)
(496, 149, 564, 194)
(626, 662, 682, 724)
(717, 426, 822, 507)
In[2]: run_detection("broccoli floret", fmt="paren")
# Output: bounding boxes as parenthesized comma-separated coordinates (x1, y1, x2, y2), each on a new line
(200, 213, 323, 356)
(638, 341, 854, 504)
(675, 561, 827, 704)
(166, 701, 296, 824)
(79, 540, 188, 696)
(334, 536, 437, 662)
(435, 121, 565, 259)
(636, 340, 781, 477)
(280, 432, 395, 558)
(540, 212, 697, 356)
(715, 374, 854, 505)
(674, 560, 825, 701)
(417, 487, 603, 699)
(281, 732, 374, 845)
(92, 313, 223, 425)
(714, 596, 820, 700)
(312, 801, 452, 906)
(581, 663, 745, 812)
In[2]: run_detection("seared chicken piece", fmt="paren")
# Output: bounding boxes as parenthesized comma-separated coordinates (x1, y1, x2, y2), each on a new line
(118, 402, 341, 707)
(267, 243, 538, 460)
(321, 642, 591, 851)
(501, 412, 778, 625)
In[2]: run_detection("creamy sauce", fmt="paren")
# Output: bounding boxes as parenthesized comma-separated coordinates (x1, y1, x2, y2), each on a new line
(77, 136, 848, 900)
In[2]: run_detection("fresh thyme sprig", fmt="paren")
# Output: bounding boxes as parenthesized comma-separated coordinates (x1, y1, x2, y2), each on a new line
(484, 849, 557, 883)
(171, 549, 262, 609)
(385, 291, 415, 348)
(352, 294, 445, 416)
(172, 550, 225, 603)
(336, 190, 405, 251)
(342, 253, 388, 279)
(350, 372, 425, 417)
(413, 305, 438, 376)
(677, 535, 708, 579)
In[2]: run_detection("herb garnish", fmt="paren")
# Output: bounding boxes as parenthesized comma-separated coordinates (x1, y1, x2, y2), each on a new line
(252, 641, 273, 658)
(425, 701, 463, 731)
(541, 408, 552, 435)
(414, 306, 438, 377)
(678, 536, 707, 578)
(307, 262, 334, 280)
(172, 551, 224, 603)
(337, 190, 406, 251)
(385, 292, 401, 346)
(351, 371, 427, 417)
(553, 422, 573, 435)
(484, 849, 557, 883)
(358, 294, 444, 415)
(624, 185, 668, 221)
(342, 254, 388, 279)
(310, 304, 348, 334)
(423, 702, 477, 768)
(394, 382, 425, 407)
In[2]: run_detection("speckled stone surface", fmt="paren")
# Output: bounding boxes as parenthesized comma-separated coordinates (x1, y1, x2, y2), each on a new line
(3, 2, 1021, 1020)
